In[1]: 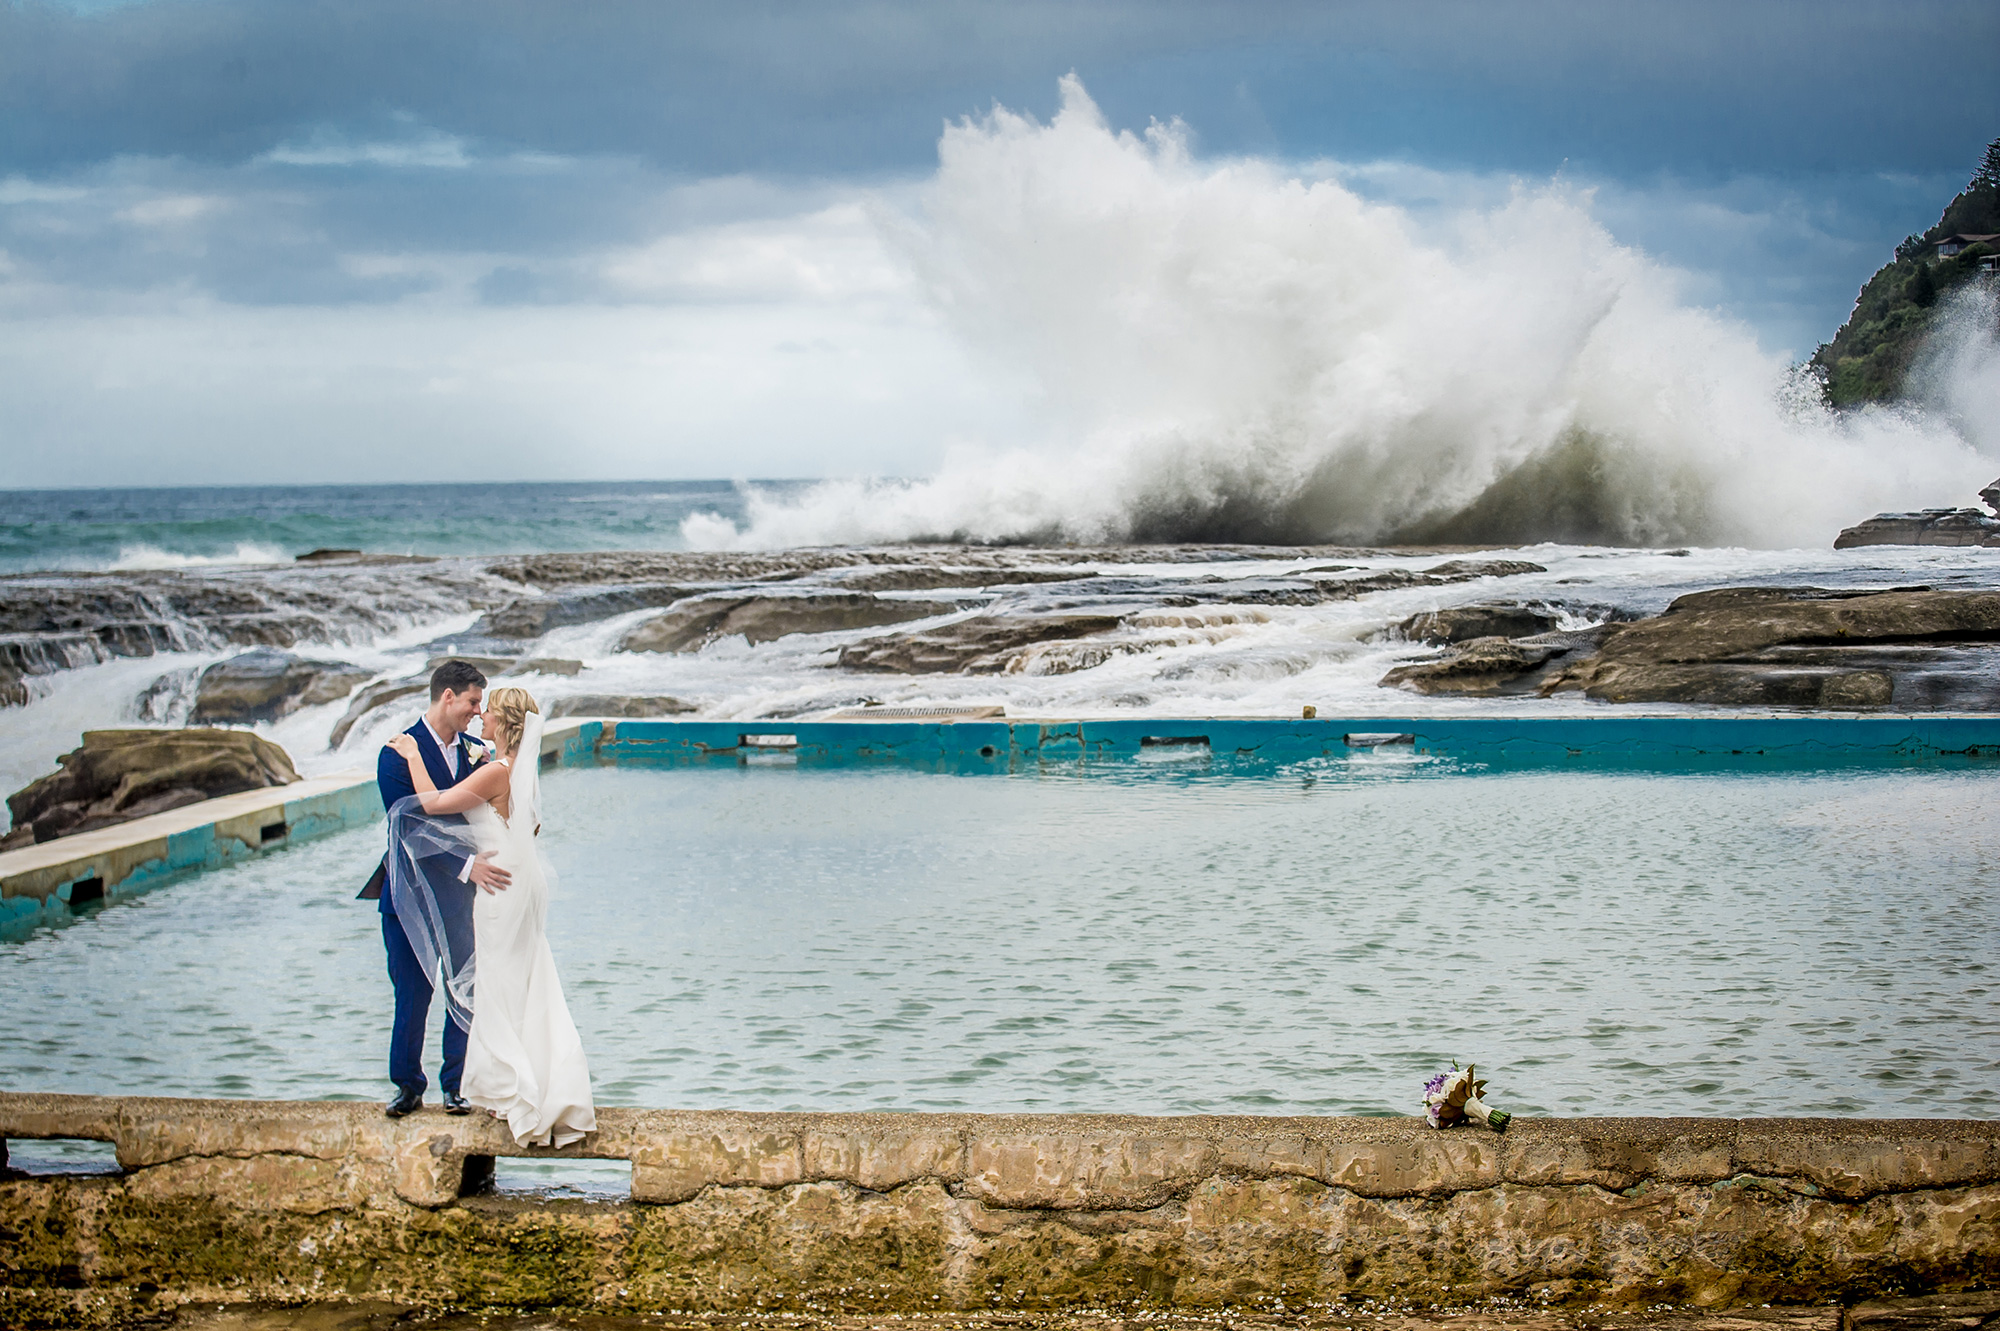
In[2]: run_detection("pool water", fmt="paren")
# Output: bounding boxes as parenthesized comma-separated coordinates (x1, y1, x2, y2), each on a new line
(5, 757, 1997, 1118)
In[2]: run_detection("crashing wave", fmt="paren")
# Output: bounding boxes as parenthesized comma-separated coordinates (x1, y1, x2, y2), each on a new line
(684, 77, 1995, 552)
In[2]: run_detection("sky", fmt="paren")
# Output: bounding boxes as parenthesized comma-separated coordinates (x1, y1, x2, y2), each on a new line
(1, 0, 1996, 488)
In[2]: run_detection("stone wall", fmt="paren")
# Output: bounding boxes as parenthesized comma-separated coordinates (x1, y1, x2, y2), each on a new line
(3, 1094, 1996, 1327)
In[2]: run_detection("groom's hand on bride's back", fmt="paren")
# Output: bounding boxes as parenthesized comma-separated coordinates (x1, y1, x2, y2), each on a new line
(469, 852, 512, 894)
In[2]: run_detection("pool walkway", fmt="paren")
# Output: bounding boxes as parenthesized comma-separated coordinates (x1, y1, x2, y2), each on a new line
(6, 712, 1998, 938)
(2, 1091, 1996, 1316)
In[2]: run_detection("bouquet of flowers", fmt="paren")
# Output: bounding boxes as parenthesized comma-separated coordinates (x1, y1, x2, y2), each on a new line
(1422, 1062, 1511, 1131)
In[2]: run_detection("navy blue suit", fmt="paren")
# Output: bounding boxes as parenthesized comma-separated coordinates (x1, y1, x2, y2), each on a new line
(375, 720, 483, 1098)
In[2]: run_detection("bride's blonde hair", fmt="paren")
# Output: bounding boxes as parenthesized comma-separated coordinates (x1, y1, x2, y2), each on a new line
(483, 687, 540, 759)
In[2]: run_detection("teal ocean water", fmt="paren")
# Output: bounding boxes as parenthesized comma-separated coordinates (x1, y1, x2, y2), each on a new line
(0, 481, 806, 573)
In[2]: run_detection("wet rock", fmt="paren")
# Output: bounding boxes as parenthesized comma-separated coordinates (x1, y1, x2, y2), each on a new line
(1564, 662, 1895, 708)
(1846, 1291, 2000, 1331)
(294, 548, 362, 562)
(1380, 636, 1571, 695)
(5, 728, 298, 845)
(827, 566, 1094, 593)
(1422, 559, 1548, 579)
(622, 593, 965, 654)
(0, 665, 24, 708)
(135, 666, 202, 725)
(485, 549, 873, 589)
(328, 675, 429, 748)
(1313, 569, 1440, 598)
(1542, 586, 2000, 709)
(422, 654, 517, 677)
(189, 649, 374, 724)
(478, 583, 694, 638)
(1314, 560, 1547, 601)
(547, 694, 697, 718)
(513, 658, 582, 676)
(0, 560, 519, 698)
(1400, 604, 1562, 644)
(839, 613, 1126, 674)
(1983, 476, 2000, 514)
(1834, 509, 2000, 549)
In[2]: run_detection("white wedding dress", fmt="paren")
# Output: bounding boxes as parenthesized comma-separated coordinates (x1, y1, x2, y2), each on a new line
(456, 715, 596, 1147)
(385, 712, 595, 1147)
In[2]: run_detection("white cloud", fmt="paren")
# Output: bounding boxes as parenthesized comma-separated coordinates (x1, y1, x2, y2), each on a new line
(118, 195, 223, 226)
(597, 203, 913, 304)
(259, 131, 473, 170)
(0, 177, 90, 205)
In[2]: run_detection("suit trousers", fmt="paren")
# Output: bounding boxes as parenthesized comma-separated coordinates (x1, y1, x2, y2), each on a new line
(382, 911, 468, 1096)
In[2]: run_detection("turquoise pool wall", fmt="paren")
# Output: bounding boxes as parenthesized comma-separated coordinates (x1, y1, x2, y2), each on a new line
(580, 714, 2000, 767)
(0, 774, 382, 941)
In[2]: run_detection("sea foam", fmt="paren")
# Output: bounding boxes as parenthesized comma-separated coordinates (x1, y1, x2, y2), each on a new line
(684, 77, 1997, 552)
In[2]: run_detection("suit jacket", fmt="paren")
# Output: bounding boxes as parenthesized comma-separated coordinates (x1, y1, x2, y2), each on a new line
(363, 719, 484, 911)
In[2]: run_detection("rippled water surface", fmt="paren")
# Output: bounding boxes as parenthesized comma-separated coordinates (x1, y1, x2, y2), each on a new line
(5, 759, 1996, 1118)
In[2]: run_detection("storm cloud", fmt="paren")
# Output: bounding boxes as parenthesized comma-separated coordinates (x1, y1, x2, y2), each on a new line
(0, 0, 1994, 485)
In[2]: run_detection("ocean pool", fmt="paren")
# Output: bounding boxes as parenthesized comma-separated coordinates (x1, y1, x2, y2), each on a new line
(4, 755, 1996, 1120)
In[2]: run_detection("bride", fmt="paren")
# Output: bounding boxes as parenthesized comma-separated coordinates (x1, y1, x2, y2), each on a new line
(384, 688, 596, 1147)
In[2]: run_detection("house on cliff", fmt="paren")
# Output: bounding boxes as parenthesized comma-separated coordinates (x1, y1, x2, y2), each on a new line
(1934, 233, 1997, 256)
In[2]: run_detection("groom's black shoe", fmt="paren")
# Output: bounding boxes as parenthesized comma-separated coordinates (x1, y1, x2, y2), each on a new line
(384, 1088, 424, 1119)
(443, 1090, 473, 1115)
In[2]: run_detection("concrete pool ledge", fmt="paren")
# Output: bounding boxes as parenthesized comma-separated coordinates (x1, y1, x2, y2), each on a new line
(2, 1093, 1997, 1318)
(0, 767, 377, 937)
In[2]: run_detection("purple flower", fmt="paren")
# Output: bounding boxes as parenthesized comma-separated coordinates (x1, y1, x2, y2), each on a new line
(1423, 1071, 1448, 1098)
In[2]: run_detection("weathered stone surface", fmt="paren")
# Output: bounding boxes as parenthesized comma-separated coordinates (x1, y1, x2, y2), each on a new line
(1315, 561, 1547, 601)
(1422, 559, 1550, 580)
(1848, 1290, 2000, 1331)
(479, 583, 694, 638)
(623, 593, 964, 654)
(1542, 587, 2000, 709)
(327, 676, 427, 748)
(829, 566, 1096, 593)
(1380, 636, 1570, 695)
(962, 1131, 1221, 1210)
(547, 694, 697, 719)
(423, 654, 517, 677)
(513, 657, 583, 675)
(3, 1094, 1998, 1324)
(1560, 664, 1895, 708)
(73, 1302, 1891, 1331)
(839, 614, 1127, 674)
(190, 649, 373, 724)
(630, 1126, 806, 1203)
(1834, 509, 2000, 549)
(4, 730, 298, 845)
(0, 560, 520, 708)
(1401, 604, 1562, 645)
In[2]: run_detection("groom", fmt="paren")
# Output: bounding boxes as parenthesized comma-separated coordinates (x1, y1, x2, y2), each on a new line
(363, 658, 512, 1118)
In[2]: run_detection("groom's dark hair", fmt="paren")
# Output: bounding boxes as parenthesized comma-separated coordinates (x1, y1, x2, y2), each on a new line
(429, 659, 488, 700)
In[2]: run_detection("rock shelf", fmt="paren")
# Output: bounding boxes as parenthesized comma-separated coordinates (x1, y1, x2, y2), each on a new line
(2, 1093, 1996, 1325)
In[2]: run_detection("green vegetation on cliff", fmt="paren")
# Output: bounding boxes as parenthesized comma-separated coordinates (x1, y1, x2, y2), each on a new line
(1811, 137, 2000, 407)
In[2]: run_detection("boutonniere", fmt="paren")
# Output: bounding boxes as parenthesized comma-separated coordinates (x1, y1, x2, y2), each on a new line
(465, 740, 492, 766)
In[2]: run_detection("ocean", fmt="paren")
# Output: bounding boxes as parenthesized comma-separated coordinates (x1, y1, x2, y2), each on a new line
(0, 480, 809, 574)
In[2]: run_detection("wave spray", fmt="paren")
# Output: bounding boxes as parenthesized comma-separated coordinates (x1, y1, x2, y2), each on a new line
(686, 77, 1995, 551)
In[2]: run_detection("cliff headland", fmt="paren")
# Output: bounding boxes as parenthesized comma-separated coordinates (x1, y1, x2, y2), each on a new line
(1811, 137, 2000, 406)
